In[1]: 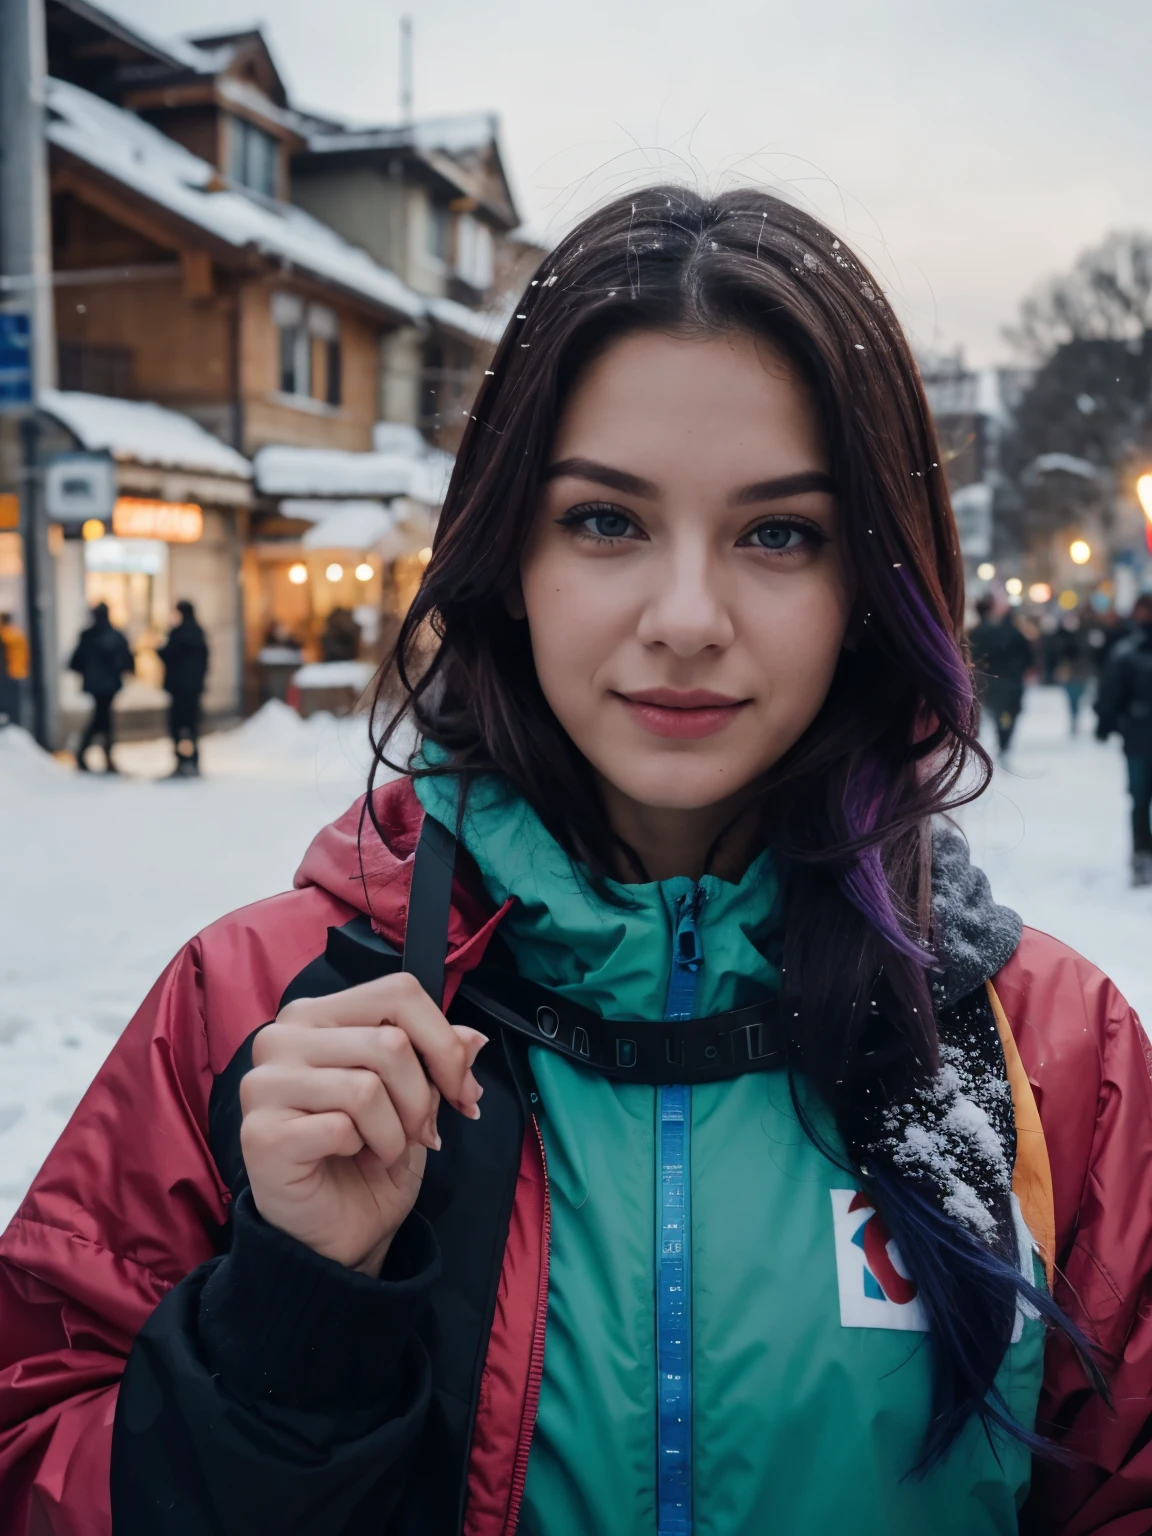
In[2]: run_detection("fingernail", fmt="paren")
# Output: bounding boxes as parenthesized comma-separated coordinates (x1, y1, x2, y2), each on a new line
(466, 1034, 489, 1067)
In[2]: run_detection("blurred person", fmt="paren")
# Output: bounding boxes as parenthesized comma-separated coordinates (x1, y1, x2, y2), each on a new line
(159, 600, 209, 779)
(968, 593, 1034, 759)
(68, 602, 133, 773)
(1049, 611, 1094, 735)
(1085, 605, 1128, 674)
(321, 604, 361, 662)
(258, 619, 303, 660)
(0, 611, 28, 728)
(1095, 593, 1152, 885)
(4, 188, 1151, 1536)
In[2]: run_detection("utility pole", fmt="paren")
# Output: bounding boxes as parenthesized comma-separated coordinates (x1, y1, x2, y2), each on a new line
(399, 15, 413, 126)
(0, 0, 57, 747)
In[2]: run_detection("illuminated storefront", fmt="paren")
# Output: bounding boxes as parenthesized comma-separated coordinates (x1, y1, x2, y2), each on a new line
(38, 393, 253, 737)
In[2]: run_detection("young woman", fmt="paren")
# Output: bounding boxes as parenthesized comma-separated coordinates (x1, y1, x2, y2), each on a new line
(2, 189, 1151, 1536)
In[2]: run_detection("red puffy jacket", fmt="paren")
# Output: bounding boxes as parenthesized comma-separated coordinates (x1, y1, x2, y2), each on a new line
(1, 779, 1151, 1534)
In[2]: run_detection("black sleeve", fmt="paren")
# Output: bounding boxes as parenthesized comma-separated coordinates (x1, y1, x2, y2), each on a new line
(111, 1190, 440, 1535)
(1095, 653, 1129, 737)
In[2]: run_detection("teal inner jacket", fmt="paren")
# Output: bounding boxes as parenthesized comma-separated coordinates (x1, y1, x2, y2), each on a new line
(414, 766, 1044, 1536)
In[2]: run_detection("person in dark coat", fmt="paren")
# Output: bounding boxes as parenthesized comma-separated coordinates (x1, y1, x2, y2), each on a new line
(1096, 594, 1152, 885)
(968, 595, 1034, 759)
(321, 606, 361, 663)
(1048, 611, 1095, 735)
(69, 602, 134, 773)
(159, 600, 209, 778)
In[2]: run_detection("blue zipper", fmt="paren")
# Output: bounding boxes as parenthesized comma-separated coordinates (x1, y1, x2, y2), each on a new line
(657, 887, 703, 1536)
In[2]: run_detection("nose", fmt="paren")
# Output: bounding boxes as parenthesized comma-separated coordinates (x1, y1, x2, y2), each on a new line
(635, 539, 735, 657)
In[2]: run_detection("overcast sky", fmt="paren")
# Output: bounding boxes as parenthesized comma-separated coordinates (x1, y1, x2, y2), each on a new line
(108, 0, 1152, 365)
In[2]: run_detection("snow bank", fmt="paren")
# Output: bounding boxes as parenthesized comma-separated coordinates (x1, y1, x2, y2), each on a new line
(212, 698, 344, 761)
(0, 725, 66, 785)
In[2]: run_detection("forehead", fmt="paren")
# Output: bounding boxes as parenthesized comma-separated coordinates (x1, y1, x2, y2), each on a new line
(552, 328, 828, 481)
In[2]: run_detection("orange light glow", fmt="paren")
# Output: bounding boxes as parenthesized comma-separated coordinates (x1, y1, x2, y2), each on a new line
(112, 497, 203, 542)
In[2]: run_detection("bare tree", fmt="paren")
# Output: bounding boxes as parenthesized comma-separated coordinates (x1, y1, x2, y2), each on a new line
(1006, 231, 1152, 360)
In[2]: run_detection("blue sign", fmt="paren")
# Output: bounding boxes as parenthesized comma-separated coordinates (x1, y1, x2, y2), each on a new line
(0, 313, 33, 409)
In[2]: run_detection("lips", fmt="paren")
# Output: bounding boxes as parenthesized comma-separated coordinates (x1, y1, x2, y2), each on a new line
(615, 687, 751, 740)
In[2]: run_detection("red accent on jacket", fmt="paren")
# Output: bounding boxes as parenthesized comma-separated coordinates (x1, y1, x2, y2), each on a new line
(0, 779, 1150, 1534)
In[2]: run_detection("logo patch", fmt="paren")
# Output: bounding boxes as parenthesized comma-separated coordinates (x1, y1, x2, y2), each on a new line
(830, 1188, 928, 1331)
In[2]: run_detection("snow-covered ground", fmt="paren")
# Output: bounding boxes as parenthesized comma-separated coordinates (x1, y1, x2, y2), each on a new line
(0, 686, 1147, 1227)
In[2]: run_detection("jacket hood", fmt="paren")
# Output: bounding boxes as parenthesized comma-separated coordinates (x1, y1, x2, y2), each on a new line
(930, 824, 1022, 1007)
(294, 780, 1022, 1008)
(293, 777, 503, 964)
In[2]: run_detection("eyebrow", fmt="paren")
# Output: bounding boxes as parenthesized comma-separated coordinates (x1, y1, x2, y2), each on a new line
(729, 470, 837, 506)
(544, 458, 836, 505)
(544, 458, 658, 498)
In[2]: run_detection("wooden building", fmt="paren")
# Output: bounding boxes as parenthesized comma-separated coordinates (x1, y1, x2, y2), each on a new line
(5, 0, 543, 739)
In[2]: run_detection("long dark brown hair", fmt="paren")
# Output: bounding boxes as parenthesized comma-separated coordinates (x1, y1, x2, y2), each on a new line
(370, 186, 1095, 1463)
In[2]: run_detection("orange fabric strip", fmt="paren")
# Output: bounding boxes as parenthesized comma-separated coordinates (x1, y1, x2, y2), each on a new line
(986, 979, 1056, 1289)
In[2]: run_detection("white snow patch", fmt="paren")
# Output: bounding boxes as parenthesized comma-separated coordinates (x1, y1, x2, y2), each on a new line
(292, 661, 378, 692)
(300, 503, 394, 552)
(254, 443, 453, 506)
(40, 389, 251, 479)
(0, 725, 66, 783)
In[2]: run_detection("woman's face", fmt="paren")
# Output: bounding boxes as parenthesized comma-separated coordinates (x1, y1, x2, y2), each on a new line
(518, 327, 853, 820)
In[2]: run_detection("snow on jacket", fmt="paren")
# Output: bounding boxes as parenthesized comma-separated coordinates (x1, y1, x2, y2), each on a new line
(0, 778, 1151, 1534)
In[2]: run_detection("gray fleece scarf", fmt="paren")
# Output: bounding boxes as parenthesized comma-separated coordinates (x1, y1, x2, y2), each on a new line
(929, 825, 1022, 1008)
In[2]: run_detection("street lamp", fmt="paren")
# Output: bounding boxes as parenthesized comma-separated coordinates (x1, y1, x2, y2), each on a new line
(1139, 474, 1152, 555)
(1069, 539, 1091, 565)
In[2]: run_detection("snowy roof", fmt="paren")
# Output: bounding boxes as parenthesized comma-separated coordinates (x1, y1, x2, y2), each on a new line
(45, 77, 425, 323)
(40, 389, 252, 478)
(300, 502, 394, 550)
(306, 111, 498, 158)
(254, 442, 453, 506)
(1032, 452, 1099, 481)
(426, 294, 510, 345)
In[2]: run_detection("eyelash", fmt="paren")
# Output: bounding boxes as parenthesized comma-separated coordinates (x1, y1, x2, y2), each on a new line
(555, 502, 829, 555)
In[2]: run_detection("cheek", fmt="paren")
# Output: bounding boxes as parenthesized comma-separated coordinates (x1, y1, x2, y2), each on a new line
(520, 551, 635, 715)
(742, 569, 851, 723)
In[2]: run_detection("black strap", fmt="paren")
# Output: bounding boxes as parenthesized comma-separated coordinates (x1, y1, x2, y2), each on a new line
(460, 970, 786, 1084)
(330, 912, 788, 1086)
(401, 812, 458, 1009)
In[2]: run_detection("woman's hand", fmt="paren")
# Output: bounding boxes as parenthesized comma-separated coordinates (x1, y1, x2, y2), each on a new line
(240, 974, 487, 1276)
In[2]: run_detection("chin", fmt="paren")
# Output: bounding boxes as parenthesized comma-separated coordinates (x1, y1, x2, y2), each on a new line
(606, 756, 761, 813)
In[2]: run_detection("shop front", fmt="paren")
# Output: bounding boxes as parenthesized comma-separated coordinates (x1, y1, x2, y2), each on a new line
(40, 392, 253, 741)
(246, 431, 448, 711)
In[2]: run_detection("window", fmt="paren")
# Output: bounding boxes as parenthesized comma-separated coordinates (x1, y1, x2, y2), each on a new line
(426, 201, 450, 263)
(58, 342, 133, 397)
(271, 294, 341, 406)
(308, 303, 342, 407)
(454, 213, 494, 292)
(228, 115, 278, 197)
